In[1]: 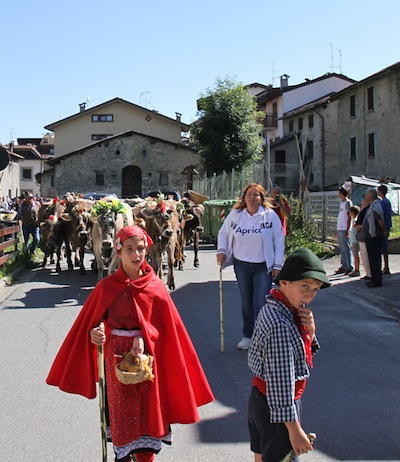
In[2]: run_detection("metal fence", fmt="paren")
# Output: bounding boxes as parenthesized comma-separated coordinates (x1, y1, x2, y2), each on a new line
(192, 162, 300, 200)
(305, 191, 340, 243)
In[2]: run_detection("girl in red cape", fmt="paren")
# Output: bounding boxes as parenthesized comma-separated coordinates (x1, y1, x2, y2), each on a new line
(46, 225, 214, 462)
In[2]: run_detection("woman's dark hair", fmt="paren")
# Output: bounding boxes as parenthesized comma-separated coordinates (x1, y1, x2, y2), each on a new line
(234, 183, 273, 210)
(339, 187, 348, 197)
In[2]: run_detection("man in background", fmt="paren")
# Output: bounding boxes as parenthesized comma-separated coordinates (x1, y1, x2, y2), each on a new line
(15, 192, 41, 254)
(377, 184, 392, 275)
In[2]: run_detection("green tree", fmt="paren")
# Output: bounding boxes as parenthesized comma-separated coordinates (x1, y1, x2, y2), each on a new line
(192, 77, 264, 176)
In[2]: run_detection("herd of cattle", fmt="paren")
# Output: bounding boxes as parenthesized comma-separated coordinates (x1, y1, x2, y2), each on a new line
(38, 192, 205, 290)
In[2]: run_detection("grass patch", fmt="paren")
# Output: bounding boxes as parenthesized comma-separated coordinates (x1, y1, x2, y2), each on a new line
(0, 243, 44, 280)
(390, 215, 400, 239)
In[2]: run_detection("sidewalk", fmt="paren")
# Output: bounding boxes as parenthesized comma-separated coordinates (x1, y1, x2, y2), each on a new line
(321, 253, 400, 319)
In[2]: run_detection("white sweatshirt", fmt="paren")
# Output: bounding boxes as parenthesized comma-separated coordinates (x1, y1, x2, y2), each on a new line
(217, 206, 285, 272)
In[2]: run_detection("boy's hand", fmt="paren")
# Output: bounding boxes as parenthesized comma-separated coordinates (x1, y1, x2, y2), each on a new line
(297, 306, 315, 340)
(285, 421, 313, 456)
(90, 322, 106, 345)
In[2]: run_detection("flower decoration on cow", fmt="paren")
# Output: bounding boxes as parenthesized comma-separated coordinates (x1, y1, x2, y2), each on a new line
(91, 198, 126, 217)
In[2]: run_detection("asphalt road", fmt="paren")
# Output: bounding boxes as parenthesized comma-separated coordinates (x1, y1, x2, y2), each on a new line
(0, 246, 399, 462)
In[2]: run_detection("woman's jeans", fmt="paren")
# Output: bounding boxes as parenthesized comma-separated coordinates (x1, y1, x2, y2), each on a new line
(233, 258, 272, 338)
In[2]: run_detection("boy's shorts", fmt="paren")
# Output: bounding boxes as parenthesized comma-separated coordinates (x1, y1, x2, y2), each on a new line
(248, 386, 301, 462)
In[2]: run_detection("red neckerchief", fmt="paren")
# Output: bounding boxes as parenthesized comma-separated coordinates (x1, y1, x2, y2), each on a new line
(270, 289, 313, 367)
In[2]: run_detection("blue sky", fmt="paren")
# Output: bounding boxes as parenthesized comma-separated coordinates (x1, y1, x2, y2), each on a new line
(1, 0, 399, 143)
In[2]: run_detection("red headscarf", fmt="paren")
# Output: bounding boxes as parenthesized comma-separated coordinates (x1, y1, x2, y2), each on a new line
(115, 225, 153, 251)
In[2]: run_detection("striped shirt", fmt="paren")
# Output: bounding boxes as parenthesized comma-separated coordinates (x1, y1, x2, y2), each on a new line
(248, 296, 320, 423)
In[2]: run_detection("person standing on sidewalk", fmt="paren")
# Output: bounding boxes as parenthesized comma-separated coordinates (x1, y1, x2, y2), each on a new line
(216, 183, 285, 350)
(348, 205, 361, 277)
(363, 188, 386, 288)
(377, 184, 392, 275)
(15, 192, 41, 254)
(335, 187, 353, 275)
(354, 196, 371, 280)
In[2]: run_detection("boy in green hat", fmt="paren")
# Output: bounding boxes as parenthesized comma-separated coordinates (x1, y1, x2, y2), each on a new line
(247, 247, 330, 462)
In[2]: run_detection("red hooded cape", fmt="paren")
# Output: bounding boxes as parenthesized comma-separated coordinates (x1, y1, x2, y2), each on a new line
(46, 264, 214, 437)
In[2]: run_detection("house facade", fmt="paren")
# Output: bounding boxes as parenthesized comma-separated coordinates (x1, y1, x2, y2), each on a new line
(334, 61, 400, 184)
(40, 131, 201, 199)
(44, 98, 190, 158)
(0, 147, 22, 200)
(255, 73, 355, 193)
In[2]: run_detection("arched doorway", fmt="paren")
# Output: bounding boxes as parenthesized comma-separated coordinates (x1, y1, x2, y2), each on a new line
(122, 165, 142, 198)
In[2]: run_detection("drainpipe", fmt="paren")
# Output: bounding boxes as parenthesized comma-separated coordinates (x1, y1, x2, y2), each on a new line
(314, 110, 325, 190)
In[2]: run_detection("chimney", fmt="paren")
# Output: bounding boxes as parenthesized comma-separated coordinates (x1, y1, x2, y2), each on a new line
(9, 141, 14, 152)
(280, 74, 290, 88)
(175, 112, 182, 122)
(79, 102, 86, 112)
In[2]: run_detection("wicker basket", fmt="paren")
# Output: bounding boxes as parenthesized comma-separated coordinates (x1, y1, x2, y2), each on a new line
(115, 355, 154, 385)
(188, 190, 209, 204)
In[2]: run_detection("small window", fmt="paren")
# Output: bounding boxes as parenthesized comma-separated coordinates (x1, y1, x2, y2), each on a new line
(22, 168, 32, 180)
(96, 172, 105, 186)
(350, 137, 356, 160)
(350, 95, 356, 117)
(288, 120, 294, 133)
(159, 172, 169, 187)
(92, 134, 113, 141)
(308, 115, 314, 128)
(298, 118, 303, 130)
(92, 114, 113, 122)
(367, 87, 374, 111)
(51, 175, 55, 187)
(307, 140, 314, 159)
(368, 132, 375, 157)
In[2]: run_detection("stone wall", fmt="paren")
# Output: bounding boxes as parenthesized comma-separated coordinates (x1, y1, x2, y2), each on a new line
(43, 132, 201, 198)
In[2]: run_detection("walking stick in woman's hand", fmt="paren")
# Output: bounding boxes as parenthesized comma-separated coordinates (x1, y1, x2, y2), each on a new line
(97, 345, 108, 462)
(219, 263, 224, 353)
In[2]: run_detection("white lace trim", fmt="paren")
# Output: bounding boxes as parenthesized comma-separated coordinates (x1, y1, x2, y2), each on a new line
(114, 432, 172, 460)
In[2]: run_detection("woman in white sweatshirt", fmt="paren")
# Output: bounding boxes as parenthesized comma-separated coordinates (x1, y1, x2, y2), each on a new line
(216, 183, 285, 350)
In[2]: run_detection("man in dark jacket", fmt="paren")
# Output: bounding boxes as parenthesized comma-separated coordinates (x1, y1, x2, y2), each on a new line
(16, 193, 41, 254)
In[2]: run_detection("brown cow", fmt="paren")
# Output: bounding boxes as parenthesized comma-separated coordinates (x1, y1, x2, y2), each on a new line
(176, 198, 204, 270)
(90, 199, 134, 282)
(40, 212, 74, 273)
(39, 200, 67, 269)
(60, 201, 93, 274)
(138, 198, 180, 290)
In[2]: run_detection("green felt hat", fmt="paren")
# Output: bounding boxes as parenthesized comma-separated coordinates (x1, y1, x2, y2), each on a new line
(276, 247, 331, 288)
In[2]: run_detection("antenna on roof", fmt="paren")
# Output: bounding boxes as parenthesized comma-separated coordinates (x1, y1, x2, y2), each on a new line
(140, 91, 152, 108)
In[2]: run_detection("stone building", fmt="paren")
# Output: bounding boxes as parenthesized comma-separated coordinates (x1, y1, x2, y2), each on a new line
(41, 130, 201, 198)
(333, 61, 400, 184)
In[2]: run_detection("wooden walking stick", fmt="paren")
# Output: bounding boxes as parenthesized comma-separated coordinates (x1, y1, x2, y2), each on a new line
(98, 345, 108, 462)
(219, 263, 224, 353)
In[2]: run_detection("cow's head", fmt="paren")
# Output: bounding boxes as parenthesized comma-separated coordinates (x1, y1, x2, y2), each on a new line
(97, 210, 117, 258)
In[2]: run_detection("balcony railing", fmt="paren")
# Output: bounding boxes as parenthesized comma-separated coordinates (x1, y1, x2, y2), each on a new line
(263, 113, 278, 130)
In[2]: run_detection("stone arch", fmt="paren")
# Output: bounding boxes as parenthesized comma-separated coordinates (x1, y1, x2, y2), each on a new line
(122, 165, 142, 198)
